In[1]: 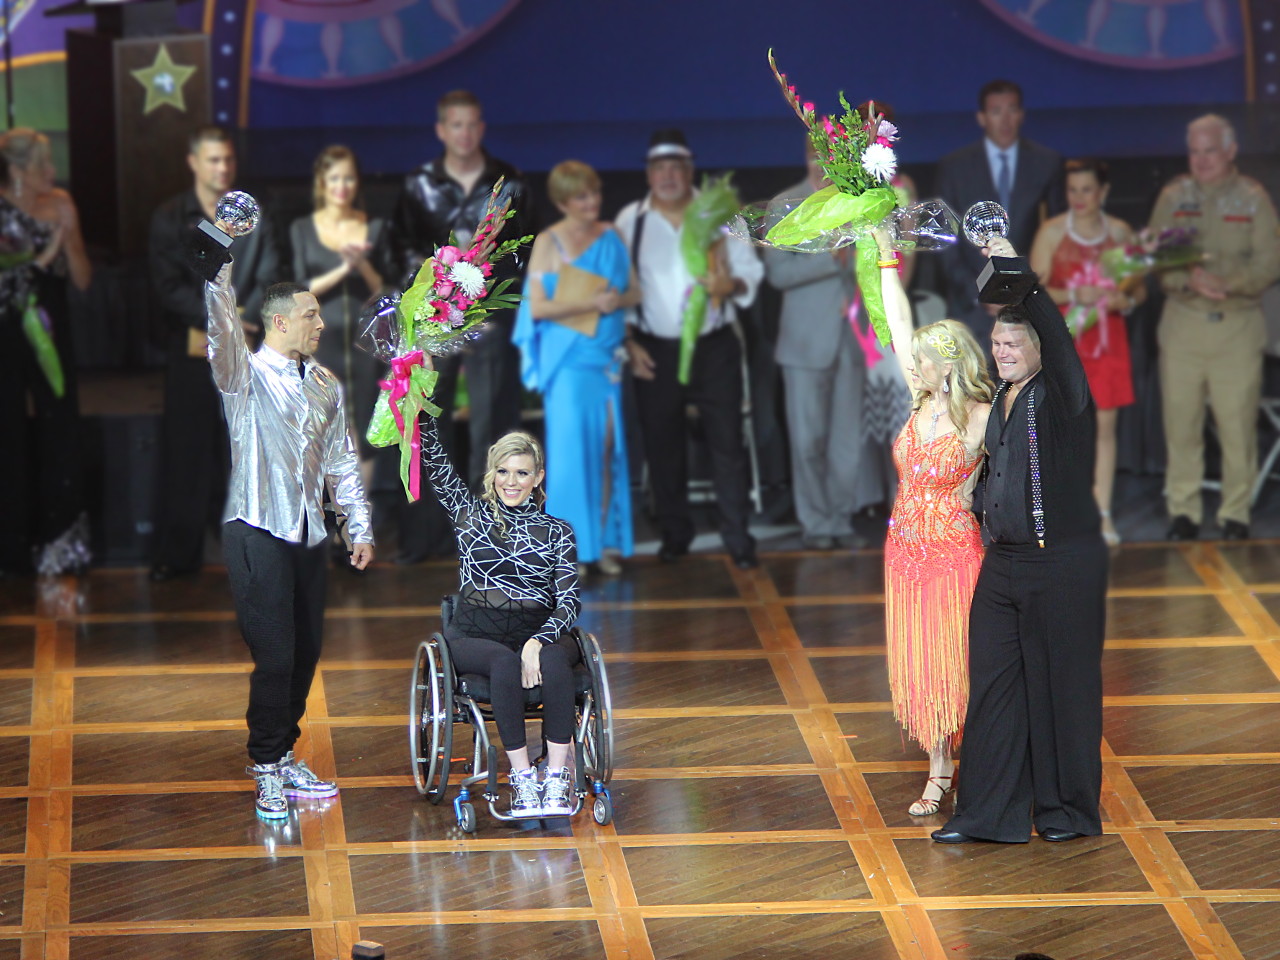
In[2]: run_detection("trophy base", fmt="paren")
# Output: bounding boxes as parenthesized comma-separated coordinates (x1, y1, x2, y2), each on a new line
(186, 219, 234, 282)
(976, 255, 1038, 305)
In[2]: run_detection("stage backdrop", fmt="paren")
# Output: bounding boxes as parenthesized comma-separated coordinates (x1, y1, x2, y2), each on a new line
(7, 0, 1271, 177)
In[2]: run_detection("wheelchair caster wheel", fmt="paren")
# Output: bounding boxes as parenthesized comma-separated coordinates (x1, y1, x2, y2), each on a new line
(457, 803, 477, 833)
(592, 794, 613, 825)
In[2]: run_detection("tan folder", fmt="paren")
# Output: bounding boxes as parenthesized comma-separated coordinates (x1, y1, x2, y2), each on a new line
(550, 262, 608, 337)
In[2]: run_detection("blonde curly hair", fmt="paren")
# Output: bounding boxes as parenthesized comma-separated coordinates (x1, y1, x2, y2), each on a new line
(911, 319, 995, 435)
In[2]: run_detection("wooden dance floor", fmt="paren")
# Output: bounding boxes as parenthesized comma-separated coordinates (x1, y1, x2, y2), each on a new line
(2, 543, 1280, 959)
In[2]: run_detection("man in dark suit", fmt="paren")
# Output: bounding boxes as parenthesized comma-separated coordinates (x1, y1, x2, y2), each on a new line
(148, 126, 281, 580)
(935, 80, 1063, 343)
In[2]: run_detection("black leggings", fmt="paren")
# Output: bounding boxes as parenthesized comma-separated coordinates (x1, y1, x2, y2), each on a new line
(447, 635, 581, 751)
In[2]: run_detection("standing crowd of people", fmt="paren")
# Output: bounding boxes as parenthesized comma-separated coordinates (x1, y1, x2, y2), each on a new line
(1, 80, 1278, 834)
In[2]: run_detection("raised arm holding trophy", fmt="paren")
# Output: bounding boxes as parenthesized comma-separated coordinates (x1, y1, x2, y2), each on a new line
(192, 192, 376, 821)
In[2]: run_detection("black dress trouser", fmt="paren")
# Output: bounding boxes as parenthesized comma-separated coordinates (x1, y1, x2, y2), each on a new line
(223, 520, 328, 764)
(945, 536, 1109, 842)
(632, 326, 754, 557)
(154, 345, 229, 572)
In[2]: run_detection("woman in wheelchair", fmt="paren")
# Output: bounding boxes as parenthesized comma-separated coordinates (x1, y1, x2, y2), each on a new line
(420, 389, 582, 818)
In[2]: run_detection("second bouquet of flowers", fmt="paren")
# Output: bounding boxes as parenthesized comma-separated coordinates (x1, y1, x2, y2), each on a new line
(361, 178, 532, 501)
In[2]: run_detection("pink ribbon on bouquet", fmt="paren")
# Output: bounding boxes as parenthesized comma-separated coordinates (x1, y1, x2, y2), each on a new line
(1065, 261, 1115, 360)
(380, 349, 427, 501)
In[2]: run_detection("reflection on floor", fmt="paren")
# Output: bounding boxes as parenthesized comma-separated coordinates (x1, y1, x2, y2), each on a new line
(2, 542, 1279, 959)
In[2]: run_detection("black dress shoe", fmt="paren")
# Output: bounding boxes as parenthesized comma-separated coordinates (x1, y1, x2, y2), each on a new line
(149, 563, 194, 583)
(1038, 827, 1085, 842)
(658, 542, 689, 564)
(1222, 520, 1250, 541)
(1166, 515, 1199, 541)
(930, 828, 977, 844)
(732, 549, 759, 570)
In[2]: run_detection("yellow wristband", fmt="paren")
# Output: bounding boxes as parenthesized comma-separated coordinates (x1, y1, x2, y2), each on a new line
(877, 258, 900, 268)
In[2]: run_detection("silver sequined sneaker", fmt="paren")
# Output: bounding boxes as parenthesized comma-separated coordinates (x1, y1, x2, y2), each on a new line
(541, 767, 574, 816)
(509, 767, 543, 817)
(246, 763, 289, 820)
(277, 751, 338, 798)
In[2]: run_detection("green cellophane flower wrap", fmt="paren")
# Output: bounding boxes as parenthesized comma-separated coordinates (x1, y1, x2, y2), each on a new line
(678, 173, 741, 384)
(768, 184, 898, 347)
(366, 360, 440, 501)
(762, 51, 907, 347)
(22, 294, 64, 398)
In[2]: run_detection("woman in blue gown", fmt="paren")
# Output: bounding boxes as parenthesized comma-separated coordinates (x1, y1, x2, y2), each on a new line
(514, 161, 639, 576)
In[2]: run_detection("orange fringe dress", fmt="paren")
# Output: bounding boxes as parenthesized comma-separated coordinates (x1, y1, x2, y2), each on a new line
(884, 413, 984, 750)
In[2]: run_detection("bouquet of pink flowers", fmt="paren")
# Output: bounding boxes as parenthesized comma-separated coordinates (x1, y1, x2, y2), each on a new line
(361, 178, 531, 501)
(1100, 226, 1204, 292)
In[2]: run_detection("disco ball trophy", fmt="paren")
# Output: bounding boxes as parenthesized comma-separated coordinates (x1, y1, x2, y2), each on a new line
(185, 191, 261, 281)
(964, 201, 1037, 304)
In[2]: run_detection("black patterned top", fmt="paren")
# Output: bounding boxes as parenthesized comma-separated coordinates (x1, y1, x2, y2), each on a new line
(0, 194, 50, 324)
(423, 417, 580, 645)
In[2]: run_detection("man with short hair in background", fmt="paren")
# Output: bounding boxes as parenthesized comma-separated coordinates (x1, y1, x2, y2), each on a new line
(1150, 113, 1280, 542)
(148, 126, 281, 580)
(391, 89, 534, 561)
(935, 80, 1063, 343)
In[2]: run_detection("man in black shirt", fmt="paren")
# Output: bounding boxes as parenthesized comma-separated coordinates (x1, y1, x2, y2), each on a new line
(390, 89, 534, 561)
(148, 127, 281, 580)
(933, 238, 1108, 845)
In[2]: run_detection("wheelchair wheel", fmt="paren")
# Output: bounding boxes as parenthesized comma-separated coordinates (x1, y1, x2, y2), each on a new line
(577, 630, 614, 784)
(457, 802, 477, 834)
(408, 637, 453, 802)
(592, 791, 613, 826)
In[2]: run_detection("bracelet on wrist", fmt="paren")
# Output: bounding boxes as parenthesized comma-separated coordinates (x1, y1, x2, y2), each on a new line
(877, 257, 900, 269)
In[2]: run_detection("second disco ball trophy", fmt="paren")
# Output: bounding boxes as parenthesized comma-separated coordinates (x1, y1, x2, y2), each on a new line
(186, 191, 261, 282)
(963, 200, 1037, 305)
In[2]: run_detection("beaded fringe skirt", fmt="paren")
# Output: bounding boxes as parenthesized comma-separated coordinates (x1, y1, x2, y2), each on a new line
(884, 548, 981, 751)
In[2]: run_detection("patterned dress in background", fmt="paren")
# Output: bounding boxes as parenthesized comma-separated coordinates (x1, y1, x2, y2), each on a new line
(884, 413, 984, 750)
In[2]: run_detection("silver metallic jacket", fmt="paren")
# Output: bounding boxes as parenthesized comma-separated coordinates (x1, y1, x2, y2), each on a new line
(206, 267, 373, 547)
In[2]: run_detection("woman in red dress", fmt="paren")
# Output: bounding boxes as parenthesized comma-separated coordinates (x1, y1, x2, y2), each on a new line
(875, 229, 994, 818)
(1030, 158, 1145, 546)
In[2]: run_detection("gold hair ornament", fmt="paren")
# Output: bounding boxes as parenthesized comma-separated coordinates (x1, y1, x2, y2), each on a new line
(924, 331, 961, 360)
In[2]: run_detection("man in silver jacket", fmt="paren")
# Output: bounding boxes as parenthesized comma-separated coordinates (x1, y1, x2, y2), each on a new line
(206, 262, 374, 820)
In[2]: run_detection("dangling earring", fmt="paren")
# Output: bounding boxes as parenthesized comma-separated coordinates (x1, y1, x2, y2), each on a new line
(942, 376, 950, 394)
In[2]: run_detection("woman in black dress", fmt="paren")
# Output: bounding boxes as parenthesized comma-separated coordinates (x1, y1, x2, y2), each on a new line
(0, 129, 92, 576)
(290, 145, 392, 456)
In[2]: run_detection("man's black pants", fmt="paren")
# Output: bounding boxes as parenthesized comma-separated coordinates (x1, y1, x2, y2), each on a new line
(224, 520, 328, 764)
(632, 326, 754, 557)
(946, 536, 1108, 842)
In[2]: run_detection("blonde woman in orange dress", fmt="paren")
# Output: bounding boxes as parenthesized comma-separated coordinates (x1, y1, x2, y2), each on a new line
(875, 228, 995, 817)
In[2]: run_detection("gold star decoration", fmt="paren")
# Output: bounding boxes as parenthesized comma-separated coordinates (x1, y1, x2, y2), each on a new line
(130, 44, 197, 116)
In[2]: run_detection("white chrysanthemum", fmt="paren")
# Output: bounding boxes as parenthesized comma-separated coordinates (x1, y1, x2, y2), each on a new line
(861, 142, 898, 182)
(448, 260, 486, 298)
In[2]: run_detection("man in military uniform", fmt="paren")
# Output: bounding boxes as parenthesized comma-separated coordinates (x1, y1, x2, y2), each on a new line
(1150, 113, 1280, 541)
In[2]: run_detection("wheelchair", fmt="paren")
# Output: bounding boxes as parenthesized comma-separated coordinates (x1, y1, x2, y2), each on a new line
(409, 596, 614, 833)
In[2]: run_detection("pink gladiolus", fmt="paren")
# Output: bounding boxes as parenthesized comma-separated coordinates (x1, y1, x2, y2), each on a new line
(802, 101, 814, 115)
(482, 263, 493, 276)
(876, 136, 892, 147)
(437, 246, 461, 266)
(436, 280, 455, 297)
(822, 116, 835, 136)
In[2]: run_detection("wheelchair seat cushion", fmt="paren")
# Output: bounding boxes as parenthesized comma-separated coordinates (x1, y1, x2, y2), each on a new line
(457, 664, 593, 706)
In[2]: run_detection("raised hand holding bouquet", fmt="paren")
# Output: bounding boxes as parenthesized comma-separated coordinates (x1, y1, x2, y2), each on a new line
(729, 52, 958, 347)
(360, 178, 532, 501)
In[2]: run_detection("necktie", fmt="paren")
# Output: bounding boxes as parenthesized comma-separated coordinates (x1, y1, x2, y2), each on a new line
(996, 152, 1012, 214)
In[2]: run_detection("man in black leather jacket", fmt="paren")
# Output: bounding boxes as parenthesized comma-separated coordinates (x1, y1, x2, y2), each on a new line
(148, 126, 281, 580)
(390, 89, 535, 561)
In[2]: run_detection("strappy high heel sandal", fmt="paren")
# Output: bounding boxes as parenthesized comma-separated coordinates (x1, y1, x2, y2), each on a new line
(908, 775, 954, 817)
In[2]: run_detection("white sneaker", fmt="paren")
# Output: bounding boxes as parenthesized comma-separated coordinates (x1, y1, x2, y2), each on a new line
(509, 767, 543, 817)
(542, 767, 574, 816)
